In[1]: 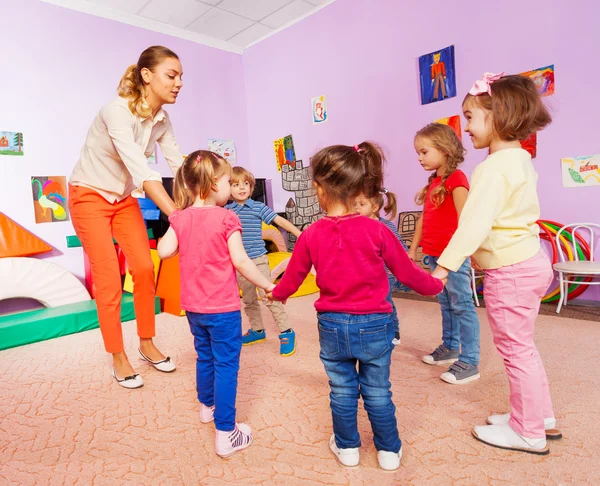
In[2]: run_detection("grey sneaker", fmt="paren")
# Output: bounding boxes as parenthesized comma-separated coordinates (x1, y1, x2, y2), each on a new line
(440, 361, 480, 384)
(422, 345, 459, 365)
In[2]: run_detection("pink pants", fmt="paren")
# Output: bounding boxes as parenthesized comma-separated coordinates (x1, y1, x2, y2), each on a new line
(483, 251, 555, 438)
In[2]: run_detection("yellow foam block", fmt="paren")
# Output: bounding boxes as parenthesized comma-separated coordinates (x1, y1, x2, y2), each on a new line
(266, 252, 319, 298)
(123, 249, 161, 293)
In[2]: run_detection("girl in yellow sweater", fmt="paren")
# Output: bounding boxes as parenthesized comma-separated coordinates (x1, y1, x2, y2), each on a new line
(433, 73, 561, 455)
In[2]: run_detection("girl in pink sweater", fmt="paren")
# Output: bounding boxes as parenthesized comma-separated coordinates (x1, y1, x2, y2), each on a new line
(269, 142, 445, 471)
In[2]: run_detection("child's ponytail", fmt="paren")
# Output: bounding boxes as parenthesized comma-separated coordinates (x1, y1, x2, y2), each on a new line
(382, 190, 397, 220)
(173, 162, 193, 210)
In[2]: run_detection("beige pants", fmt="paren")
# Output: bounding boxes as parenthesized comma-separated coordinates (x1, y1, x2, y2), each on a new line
(237, 254, 290, 333)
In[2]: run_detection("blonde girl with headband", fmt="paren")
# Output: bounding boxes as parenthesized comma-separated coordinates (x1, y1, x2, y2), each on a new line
(355, 186, 409, 346)
(69, 46, 184, 388)
(158, 151, 276, 458)
(432, 73, 559, 455)
(410, 123, 481, 385)
(268, 142, 445, 471)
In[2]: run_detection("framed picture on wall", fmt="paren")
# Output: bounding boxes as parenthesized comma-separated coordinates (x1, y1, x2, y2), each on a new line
(418, 45, 457, 105)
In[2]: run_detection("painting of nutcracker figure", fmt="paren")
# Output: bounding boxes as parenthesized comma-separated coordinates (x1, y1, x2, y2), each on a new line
(419, 45, 457, 105)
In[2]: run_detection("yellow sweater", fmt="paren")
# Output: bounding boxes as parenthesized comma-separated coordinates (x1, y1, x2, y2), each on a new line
(437, 148, 541, 272)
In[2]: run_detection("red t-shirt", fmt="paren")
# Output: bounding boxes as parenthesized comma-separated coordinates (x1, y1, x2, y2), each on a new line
(421, 170, 469, 257)
(169, 206, 242, 314)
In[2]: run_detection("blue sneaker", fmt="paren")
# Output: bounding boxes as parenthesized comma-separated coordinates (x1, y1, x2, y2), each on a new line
(242, 329, 266, 346)
(279, 329, 296, 356)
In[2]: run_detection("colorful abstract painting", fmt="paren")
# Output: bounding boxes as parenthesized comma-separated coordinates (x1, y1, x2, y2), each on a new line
(311, 95, 328, 124)
(419, 45, 457, 105)
(0, 131, 24, 156)
(520, 132, 537, 158)
(31, 176, 70, 223)
(435, 115, 462, 140)
(208, 139, 236, 162)
(274, 135, 296, 172)
(520, 65, 554, 97)
(561, 154, 600, 188)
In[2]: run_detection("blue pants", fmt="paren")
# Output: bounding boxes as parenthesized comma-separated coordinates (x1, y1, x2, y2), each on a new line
(386, 274, 400, 335)
(186, 310, 242, 432)
(317, 312, 401, 453)
(428, 256, 480, 366)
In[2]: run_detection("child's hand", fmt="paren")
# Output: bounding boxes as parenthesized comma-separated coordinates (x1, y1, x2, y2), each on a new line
(407, 248, 417, 262)
(470, 257, 482, 272)
(265, 285, 287, 305)
(431, 266, 449, 281)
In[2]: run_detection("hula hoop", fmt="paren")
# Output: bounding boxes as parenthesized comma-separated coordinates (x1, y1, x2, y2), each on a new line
(472, 220, 593, 303)
(538, 220, 593, 302)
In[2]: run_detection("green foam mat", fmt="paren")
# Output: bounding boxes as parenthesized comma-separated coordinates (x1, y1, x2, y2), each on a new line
(66, 229, 155, 248)
(0, 294, 161, 351)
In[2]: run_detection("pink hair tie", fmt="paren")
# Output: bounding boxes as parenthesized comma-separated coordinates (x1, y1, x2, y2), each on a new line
(469, 72, 505, 96)
(196, 155, 202, 164)
(354, 145, 360, 152)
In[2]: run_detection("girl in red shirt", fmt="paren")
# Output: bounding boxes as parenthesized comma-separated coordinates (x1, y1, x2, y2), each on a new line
(408, 123, 481, 385)
(158, 150, 275, 458)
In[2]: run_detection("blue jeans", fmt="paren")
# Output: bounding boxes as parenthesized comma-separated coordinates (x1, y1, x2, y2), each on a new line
(186, 310, 242, 432)
(317, 312, 401, 453)
(386, 274, 400, 335)
(428, 256, 480, 366)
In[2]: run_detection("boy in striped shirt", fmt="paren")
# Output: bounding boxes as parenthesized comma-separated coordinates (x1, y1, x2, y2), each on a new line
(226, 167, 301, 356)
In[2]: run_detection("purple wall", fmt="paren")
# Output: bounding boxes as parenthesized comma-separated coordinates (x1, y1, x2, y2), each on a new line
(243, 0, 599, 300)
(1, 0, 598, 304)
(0, 0, 248, 296)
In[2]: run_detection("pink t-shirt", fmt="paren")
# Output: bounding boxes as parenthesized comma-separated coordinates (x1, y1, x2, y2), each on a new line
(272, 214, 443, 313)
(168, 206, 242, 313)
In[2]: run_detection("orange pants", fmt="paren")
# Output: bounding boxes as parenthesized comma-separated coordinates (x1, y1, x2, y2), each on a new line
(69, 185, 156, 353)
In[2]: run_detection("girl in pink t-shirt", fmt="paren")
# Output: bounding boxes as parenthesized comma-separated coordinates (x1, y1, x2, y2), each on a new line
(157, 150, 275, 459)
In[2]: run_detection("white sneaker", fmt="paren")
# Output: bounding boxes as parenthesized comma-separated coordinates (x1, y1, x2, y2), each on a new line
(215, 423, 253, 458)
(487, 413, 561, 439)
(112, 368, 144, 389)
(377, 447, 402, 472)
(329, 435, 359, 468)
(200, 403, 215, 424)
(472, 424, 548, 455)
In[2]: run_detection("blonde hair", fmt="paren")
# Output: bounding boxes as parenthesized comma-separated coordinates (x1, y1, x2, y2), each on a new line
(414, 124, 466, 207)
(230, 166, 256, 192)
(173, 150, 231, 210)
(311, 141, 386, 211)
(117, 46, 179, 118)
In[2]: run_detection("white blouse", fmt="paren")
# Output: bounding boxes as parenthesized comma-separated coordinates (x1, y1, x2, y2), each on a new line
(70, 96, 183, 202)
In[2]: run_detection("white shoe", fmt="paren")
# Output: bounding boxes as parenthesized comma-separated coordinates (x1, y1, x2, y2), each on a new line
(139, 349, 176, 373)
(472, 424, 548, 455)
(200, 403, 215, 424)
(329, 435, 359, 468)
(112, 368, 144, 389)
(215, 423, 253, 458)
(377, 447, 402, 472)
(487, 413, 561, 439)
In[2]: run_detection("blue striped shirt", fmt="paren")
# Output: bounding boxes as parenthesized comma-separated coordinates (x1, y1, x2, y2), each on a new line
(225, 198, 277, 259)
(379, 217, 409, 289)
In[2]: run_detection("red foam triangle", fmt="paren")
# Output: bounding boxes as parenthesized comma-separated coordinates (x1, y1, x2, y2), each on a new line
(0, 213, 53, 258)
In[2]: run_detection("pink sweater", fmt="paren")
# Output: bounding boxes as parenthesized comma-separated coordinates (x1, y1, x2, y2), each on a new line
(273, 214, 443, 313)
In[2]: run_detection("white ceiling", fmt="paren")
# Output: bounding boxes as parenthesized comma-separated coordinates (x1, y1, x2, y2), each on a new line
(41, 0, 335, 54)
